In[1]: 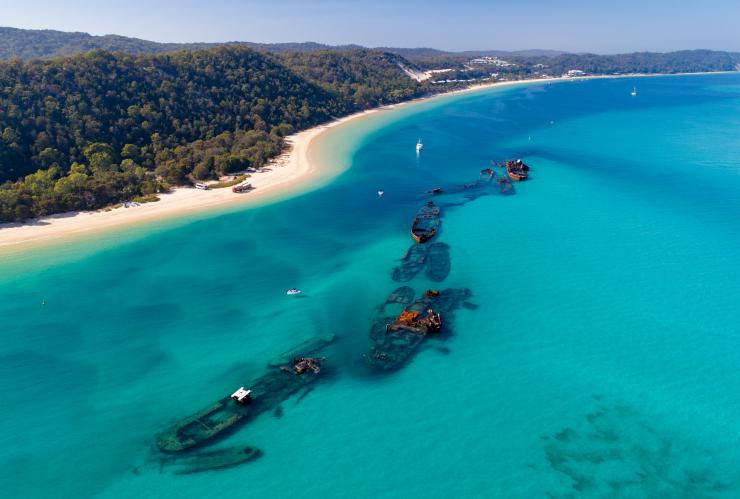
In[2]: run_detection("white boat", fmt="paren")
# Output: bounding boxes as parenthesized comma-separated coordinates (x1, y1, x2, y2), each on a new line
(631, 87, 637, 96)
(378, 190, 385, 197)
(286, 288, 302, 295)
(416, 139, 423, 153)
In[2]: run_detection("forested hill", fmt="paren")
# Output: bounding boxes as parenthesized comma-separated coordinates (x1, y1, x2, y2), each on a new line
(0, 27, 211, 60)
(0, 26, 558, 62)
(0, 47, 423, 222)
(2, 26, 739, 71)
(519, 50, 740, 75)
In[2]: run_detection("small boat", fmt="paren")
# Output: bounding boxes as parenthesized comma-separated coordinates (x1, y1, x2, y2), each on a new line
(631, 87, 637, 96)
(232, 183, 252, 193)
(286, 288, 302, 295)
(378, 190, 385, 197)
(411, 201, 441, 244)
(416, 139, 423, 153)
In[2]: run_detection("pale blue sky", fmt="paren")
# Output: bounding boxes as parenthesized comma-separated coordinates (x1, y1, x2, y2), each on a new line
(1, 0, 738, 53)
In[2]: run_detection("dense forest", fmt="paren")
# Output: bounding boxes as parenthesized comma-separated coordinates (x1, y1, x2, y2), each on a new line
(1, 27, 739, 223)
(278, 51, 421, 107)
(0, 47, 425, 222)
(515, 50, 740, 75)
(0, 27, 564, 62)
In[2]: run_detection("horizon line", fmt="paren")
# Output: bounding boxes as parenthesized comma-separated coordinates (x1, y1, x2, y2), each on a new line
(2, 25, 738, 56)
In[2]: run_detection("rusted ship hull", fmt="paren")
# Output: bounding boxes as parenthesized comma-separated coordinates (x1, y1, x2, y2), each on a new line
(157, 338, 333, 453)
(506, 169, 528, 181)
(267, 333, 335, 367)
(365, 287, 473, 371)
(411, 201, 441, 244)
(502, 159, 530, 181)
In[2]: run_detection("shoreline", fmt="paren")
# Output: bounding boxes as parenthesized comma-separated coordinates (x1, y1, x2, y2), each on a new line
(0, 110, 368, 256)
(0, 70, 734, 255)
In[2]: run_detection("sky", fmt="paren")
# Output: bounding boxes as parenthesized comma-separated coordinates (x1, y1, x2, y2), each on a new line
(1, 0, 739, 54)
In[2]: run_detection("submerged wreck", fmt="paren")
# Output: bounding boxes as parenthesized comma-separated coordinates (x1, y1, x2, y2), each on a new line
(168, 446, 261, 475)
(481, 167, 514, 194)
(392, 244, 428, 282)
(365, 286, 473, 371)
(421, 170, 514, 211)
(267, 333, 335, 367)
(157, 338, 333, 453)
(425, 242, 451, 282)
(392, 241, 451, 283)
(411, 201, 441, 243)
(136, 446, 262, 476)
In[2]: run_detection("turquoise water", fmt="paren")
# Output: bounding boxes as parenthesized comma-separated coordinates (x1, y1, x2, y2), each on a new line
(3, 74, 740, 497)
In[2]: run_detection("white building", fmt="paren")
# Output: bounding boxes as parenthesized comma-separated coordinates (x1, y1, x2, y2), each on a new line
(469, 56, 516, 68)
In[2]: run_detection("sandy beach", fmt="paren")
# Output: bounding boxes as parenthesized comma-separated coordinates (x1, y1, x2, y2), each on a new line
(0, 71, 726, 254)
(0, 110, 374, 254)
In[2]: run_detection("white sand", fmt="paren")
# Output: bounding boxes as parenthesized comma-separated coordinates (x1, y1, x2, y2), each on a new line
(0, 112, 366, 253)
(0, 71, 726, 254)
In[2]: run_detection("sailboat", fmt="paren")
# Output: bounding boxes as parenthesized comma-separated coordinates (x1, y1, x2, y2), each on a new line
(631, 87, 637, 96)
(416, 139, 423, 153)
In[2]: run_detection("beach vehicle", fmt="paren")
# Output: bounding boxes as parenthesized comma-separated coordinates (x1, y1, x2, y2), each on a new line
(286, 288, 302, 295)
(195, 183, 209, 190)
(416, 139, 423, 153)
(156, 355, 328, 453)
(232, 183, 252, 193)
(411, 201, 441, 243)
(631, 87, 637, 96)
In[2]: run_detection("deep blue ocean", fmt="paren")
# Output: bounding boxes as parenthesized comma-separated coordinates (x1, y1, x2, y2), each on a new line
(3, 73, 740, 498)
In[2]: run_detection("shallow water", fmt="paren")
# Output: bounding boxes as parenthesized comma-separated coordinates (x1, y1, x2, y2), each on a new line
(3, 74, 740, 498)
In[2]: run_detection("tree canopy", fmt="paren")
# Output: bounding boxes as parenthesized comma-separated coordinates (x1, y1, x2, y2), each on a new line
(0, 46, 425, 222)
